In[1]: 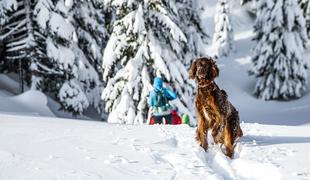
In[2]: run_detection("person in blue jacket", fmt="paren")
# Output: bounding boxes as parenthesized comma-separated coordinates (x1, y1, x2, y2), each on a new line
(149, 77, 177, 124)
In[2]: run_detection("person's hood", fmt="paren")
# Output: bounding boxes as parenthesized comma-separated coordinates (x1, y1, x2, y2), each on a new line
(153, 77, 163, 92)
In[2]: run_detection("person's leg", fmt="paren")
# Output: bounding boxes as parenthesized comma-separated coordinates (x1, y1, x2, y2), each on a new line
(164, 114, 173, 124)
(153, 115, 163, 124)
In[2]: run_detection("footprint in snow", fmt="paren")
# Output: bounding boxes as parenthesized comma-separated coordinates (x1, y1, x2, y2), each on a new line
(268, 147, 295, 156)
(150, 169, 161, 175)
(48, 155, 62, 159)
(154, 136, 178, 147)
(295, 171, 310, 178)
(112, 137, 128, 145)
(130, 138, 139, 142)
(75, 146, 88, 152)
(142, 168, 151, 175)
(112, 137, 121, 145)
(130, 144, 144, 151)
(85, 156, 96, 160)
(107, 154, 139, 164)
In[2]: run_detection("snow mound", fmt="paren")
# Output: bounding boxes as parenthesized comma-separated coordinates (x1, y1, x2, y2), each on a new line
(13, 90, 48, 106)
(0, 90, 55, 117)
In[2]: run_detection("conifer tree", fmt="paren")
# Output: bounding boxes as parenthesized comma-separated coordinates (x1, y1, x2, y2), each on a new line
(170, 0, 209, 65)
(298, 0, 310, 38)
(212, 0, 234, 58)
(250, 0, 308, 100)
(35, 0, 105, 114)
(0, 0, 17, 25)
(70, 0, 109, 74)
(102, 0, 207, 124)
(0, 0, 108, 115)
(0, 0, 18, 66)
(0, 0, 47, 92)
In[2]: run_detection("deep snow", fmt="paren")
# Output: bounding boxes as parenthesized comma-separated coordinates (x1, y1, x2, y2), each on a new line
(1, 115, 310, 180)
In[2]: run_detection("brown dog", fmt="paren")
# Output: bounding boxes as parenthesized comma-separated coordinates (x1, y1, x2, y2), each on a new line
(189, 57, 243, 158)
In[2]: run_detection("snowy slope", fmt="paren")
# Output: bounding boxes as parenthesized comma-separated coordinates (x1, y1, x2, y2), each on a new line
(215, 31, 310, 125)
(0, 74, 89, 119)
(1, 114, 310, 180)
(0, 74, 55, 117)
(200, 0, 310, 126)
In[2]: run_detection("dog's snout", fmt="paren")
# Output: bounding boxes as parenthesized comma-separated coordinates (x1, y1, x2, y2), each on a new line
(197, 66, 208, 79)
(197, 67, 205, 74)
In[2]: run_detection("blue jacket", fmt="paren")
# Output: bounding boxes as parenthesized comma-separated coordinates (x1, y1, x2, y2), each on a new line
(149, 77, 177, 107)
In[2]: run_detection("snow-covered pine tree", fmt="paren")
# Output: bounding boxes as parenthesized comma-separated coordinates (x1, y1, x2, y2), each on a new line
(0, 0, 17, 62)
(250, 0, 308, 100)
(102, 0, 207, 124)
(0, 0, 107, 115)
(34, 0, 105, 114)
(0, 0, 47, 92)
(298, 0, 310, 38)
(69, 0, 110, 112)
(0, 0, 16, 25)
(298, 0, 308, 14)
(169, 0, 208, 66)
(212, 0, 234, 58)
(70, 0, 109, 75)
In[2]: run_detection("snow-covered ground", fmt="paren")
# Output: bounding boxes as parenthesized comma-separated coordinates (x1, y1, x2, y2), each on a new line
(1, 115, 310, 180)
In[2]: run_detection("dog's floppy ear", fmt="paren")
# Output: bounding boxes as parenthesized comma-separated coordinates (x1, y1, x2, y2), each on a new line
(189, 59, 197, 79)
(210, 59, 219, 79)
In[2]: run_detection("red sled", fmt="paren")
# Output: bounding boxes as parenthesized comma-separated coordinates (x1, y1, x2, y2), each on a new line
(149, 110, 181, 125)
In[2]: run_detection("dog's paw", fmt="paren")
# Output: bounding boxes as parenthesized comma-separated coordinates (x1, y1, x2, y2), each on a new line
(201, 143, 208, 151)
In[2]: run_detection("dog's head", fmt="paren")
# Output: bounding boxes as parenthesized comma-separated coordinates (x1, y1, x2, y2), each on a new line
(189, 57, 219, 81)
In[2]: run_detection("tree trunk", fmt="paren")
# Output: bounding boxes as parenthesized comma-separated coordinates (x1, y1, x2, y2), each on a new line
(0, 42, 4, 55)
(19, 60, 24, 93)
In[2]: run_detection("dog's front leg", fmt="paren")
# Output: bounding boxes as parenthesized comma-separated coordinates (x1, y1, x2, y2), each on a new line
(196, 110, 209, 151)
(224, 124, 234, 158)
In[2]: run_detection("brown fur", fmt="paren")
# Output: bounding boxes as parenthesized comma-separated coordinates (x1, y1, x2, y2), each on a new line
(189, 57, 243, 158)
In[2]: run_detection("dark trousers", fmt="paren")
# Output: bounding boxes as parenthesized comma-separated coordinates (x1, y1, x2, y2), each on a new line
(153, 114, 172, 124)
